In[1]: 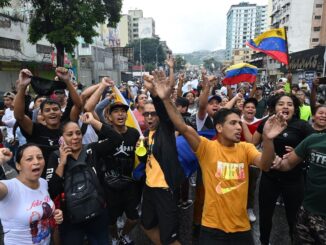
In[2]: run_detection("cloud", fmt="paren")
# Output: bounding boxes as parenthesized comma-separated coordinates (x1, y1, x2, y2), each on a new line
(122, 0, 268, 53)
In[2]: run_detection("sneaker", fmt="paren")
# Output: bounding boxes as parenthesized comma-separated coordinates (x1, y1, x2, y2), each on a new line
(247, 208, 256, 222)
(112, 238, 119, 245)
(119, 234, 134, 245)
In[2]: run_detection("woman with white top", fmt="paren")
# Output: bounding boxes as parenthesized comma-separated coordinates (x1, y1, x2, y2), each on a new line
(0, 144, 63, 245)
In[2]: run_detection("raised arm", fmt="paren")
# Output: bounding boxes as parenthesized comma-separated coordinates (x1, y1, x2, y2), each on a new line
(55, 67, 82, 110)
(224, 93, 243, 109)
(145, 59, 201, 152)
(0, 148, 13, 200)
(14, 69, 33, 135)
(197, 70, 210, 120)
(249, 81, 257, 98)
(176, 73, 185, 97)
(84, 77, 114, 112)
(253, 113, 287, 171)
(310, 77, 319, 110)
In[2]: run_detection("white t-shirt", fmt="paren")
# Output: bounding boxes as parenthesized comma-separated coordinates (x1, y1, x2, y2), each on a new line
(1, 108, 16, 141)
(0, 178, 55, 245)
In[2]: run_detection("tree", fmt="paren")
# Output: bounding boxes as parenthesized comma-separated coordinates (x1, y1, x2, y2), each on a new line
(127, 38, 166, 70)
(2, 0, 122, 66)
(203, 57, 222, 73)
(0, 0, 10, 8)
(174, 55, 186, 72)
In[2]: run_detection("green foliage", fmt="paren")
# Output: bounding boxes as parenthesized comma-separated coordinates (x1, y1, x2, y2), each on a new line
(127, 38, 166, 70)
(0, 0, 10, 8)
(174, 55, 186, 72)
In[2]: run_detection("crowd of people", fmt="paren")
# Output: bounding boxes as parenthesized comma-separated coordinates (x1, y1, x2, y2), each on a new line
(0, 58, 324, 245)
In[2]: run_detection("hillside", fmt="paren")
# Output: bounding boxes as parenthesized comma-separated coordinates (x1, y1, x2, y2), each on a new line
(177, 49, 225, 65)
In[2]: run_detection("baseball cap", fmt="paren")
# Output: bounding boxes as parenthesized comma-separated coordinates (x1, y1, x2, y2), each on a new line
(208, 95, 222, 103)
(3, 91, 15, 100)
(256, 84, 263, 90)
(108, 101, 129, 114)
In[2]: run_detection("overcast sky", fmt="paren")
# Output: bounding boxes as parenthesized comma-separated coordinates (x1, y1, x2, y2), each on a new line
(122, 0, 268, 53)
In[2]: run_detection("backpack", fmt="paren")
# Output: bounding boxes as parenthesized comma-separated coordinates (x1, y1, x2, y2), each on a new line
(63, 146, 105, 224)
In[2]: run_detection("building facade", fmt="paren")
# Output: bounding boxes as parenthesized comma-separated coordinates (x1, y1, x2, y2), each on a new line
(117, 15, 132, 47)
(128, 9, 143, 41)
(225, 2, 268, 61)
(270, 0, 315, 52)
(310, 0, 326, 48)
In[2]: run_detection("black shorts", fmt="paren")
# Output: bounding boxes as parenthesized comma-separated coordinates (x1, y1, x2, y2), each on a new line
(106, 182, 141, 225)
(141, 185, 179, 245)
(199, 226, 254, 245)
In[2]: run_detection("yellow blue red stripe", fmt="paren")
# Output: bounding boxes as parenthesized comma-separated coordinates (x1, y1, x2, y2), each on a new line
(223, 63, 258, 85)
(246, 27, 289, 65)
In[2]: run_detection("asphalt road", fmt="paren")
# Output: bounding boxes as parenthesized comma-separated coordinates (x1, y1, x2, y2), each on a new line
(131, 177, 292, 245)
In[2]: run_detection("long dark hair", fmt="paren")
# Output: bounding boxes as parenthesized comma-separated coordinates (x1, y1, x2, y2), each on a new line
(268, 94, 301, 119)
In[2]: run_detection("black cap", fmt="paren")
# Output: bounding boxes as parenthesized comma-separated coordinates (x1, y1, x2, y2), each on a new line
(208, 95, 222, 103)
(108, 102, 129, 114)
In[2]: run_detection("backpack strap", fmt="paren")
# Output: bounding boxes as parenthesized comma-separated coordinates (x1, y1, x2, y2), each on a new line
(65, 145, 89, 172)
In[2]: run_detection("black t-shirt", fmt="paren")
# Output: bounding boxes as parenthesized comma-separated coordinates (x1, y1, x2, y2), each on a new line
(256, 98, 267, 119)
(257, 117, 314, 180)
(21, 123, 61, 176)
(99, 126, 140, 177)
(46, 124, 127, 198)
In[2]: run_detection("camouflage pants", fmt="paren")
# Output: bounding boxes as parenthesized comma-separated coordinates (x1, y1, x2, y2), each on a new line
(294, 206, 326, 245)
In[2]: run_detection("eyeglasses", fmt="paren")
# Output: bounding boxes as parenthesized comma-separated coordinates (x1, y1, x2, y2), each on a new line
(143, 112, 157, 117)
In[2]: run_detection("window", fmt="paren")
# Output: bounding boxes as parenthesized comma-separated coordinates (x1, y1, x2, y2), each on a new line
(81, 43, 89, 48)
(316, 4, 322, 8)
(36, 44, 53, 54)
(0, 37, 20, 51)
(315, 15, 321, 19)
(314, 27, 321, 31)
(312, 38, 319, 42)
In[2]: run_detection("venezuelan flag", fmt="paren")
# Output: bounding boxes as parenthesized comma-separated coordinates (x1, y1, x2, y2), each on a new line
(246, 27, 289, 65)
(222, 63, 258, 85)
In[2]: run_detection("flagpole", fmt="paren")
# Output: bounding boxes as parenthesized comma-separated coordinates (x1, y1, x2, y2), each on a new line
(284, 27, 290, 72)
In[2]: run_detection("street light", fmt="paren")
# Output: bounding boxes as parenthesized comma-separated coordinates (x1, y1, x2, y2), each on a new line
(155, 45, 160, 69)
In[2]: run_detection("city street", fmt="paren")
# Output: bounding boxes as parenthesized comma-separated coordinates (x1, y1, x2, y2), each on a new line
(131, 176, 291, 245)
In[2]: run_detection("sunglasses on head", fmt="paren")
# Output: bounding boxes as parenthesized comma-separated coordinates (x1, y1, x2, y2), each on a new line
(143, 111, 157, 117)
(4, 92, 14, 97)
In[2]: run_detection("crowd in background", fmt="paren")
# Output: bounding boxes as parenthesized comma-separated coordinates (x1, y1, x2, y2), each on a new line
(0, 60, 324, 245)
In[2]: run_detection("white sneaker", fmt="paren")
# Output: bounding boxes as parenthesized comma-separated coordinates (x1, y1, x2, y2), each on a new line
(247, 208, 256, 222)
(112, 238, 119, 245)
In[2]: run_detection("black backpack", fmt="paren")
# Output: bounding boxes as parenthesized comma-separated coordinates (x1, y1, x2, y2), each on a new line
(63, 146, 105, 224)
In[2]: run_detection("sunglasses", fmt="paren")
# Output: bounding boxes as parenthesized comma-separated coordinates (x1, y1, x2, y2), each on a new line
(143, 112, 157, 117)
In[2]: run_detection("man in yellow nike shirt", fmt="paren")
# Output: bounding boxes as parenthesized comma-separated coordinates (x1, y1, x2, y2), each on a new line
(144, 63, 288, 245)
